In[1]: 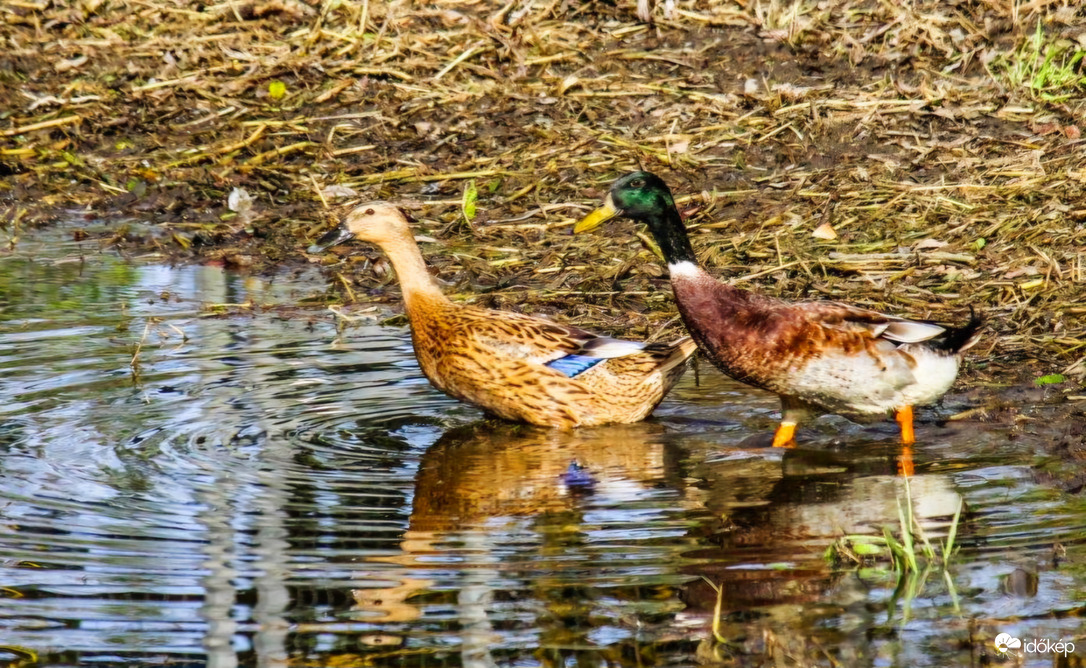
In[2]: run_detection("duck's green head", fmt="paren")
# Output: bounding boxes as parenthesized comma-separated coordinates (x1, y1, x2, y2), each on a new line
(574, 171, 677, 233)
(575, 171, 697, 266)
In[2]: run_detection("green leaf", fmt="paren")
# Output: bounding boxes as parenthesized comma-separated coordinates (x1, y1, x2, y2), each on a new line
(857, 567, 892, 579)
(462, 180, 478, 222)
(125, 179, 146, 196)
(268, 80, 287, 100)
(1034, 373, 1066, 386)
(823, 544, 837, 562)
(853, 542, 883, 556)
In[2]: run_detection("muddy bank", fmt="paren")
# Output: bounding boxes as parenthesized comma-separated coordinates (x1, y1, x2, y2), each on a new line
(2, 0, 1085, 386)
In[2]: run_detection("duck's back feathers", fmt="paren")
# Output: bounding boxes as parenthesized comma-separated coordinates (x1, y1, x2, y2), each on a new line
(653, 336, 699, 373)
(459, 307, 646, 368)
(572, 336, 695, 419)
(801, 301, 983, 353)
(543, 337, 656, 378)
(786, 302, 941, 342)
(578, 336, 648, 358)
(587, 337, 696, 379)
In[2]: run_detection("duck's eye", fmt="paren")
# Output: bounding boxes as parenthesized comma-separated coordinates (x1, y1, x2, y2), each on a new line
(365, 208, 375, 215)
(630, 178, 645, 188)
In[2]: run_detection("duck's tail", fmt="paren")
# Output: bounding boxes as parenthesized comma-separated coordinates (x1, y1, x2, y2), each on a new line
(640, 336, 697, 375)
(664, 336, 698, 371)
(930, 307, 984, 355)
(674, 335, 698, 359)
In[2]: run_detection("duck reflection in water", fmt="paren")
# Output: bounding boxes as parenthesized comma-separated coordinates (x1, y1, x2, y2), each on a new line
(678, 448, 964, 660)
(408, 420, 677, 532)
(350, 419, 964, 665)
(350, 419, 682, 660)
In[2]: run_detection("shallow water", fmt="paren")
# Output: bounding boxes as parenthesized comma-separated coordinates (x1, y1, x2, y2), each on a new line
(0, 232, 1083, 668)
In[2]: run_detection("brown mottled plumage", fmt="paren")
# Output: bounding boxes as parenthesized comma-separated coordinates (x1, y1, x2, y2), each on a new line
(576, 172, 983, 454)
(667, 267, 981, 422)
(308, 203, 695, 428)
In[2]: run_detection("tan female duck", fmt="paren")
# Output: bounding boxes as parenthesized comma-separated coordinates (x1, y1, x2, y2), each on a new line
(575, 172, 982, 448)
(309, 203, 696, 428)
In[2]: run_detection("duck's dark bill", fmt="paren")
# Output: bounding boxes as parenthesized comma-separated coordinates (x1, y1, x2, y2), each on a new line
(307, 226, 355, 254)
(573, 194, 619, 234)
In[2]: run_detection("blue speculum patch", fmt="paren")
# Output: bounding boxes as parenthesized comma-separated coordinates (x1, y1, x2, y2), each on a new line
(546, 354, 605, 377)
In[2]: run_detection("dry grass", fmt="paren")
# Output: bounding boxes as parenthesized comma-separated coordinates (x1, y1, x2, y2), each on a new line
(2, 0, 1086, 380)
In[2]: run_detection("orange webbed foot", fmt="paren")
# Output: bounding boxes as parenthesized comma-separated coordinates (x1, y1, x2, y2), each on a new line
(895, 405, 915, 445)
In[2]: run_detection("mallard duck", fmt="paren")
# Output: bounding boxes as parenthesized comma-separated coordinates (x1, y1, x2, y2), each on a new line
(575, 171, 982, 448)
(308, 202, 696, 428)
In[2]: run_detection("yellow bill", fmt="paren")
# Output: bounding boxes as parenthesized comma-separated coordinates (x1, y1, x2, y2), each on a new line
(573, 194, 619, 234)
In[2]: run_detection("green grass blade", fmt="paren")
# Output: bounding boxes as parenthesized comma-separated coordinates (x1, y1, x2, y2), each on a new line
(943, 568, 961, 615)
(895, 496, 918, 573)
(905, 479, 937, 562)
(943, 496, 964, 565)
(882, 526, 907, 572)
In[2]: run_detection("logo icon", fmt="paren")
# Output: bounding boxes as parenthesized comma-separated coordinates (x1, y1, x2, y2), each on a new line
(995, 633, 1022, 654)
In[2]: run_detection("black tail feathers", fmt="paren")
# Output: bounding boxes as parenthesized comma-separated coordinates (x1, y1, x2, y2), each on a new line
(931, 306, 984, 354)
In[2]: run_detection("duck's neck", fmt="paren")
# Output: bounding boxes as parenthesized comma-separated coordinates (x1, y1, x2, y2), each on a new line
(644, 206, 749, 309)
(643, 206, 699, 271)
(380, 233, 449, 315)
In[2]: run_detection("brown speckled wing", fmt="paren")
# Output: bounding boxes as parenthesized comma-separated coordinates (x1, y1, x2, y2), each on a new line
(789, 301, 899, 334)
(793, 302, 947, 344)
(452, 305, 629, 366)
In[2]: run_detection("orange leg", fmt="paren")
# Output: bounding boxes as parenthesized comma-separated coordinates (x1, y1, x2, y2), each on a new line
(771, 422, 797, 448)
(895, 406, 915, 445)
(895, 406, 915, 477)
(897, 444, 915, 477)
